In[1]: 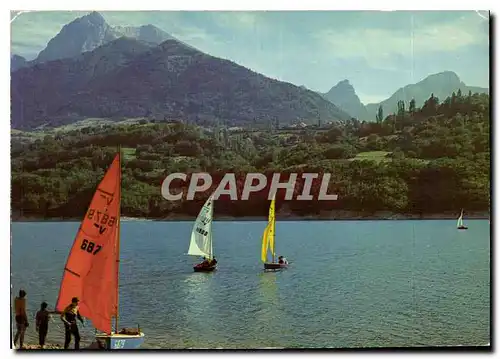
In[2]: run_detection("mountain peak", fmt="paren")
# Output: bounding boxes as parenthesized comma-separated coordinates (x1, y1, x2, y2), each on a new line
(422, 71, 461, 84)
(432, 70, 459, 78)
(82, 11, 106, 25)
(35, 12, 115, 63)
(322, 79, 367, 119)
(34, 13, 177, 64)
(337, 79, 351, 86)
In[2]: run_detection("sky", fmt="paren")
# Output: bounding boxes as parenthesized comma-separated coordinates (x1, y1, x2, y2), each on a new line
(10, 10, 490, 104)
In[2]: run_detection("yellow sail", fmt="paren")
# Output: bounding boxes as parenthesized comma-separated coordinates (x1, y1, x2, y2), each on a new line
(261, 196, 276, 263)
(261, 224, 270, 263)
(268, 197, 276, 260)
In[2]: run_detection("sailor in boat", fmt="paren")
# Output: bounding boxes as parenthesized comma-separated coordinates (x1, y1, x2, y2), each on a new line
(199, 256, 210, 267)
(211, 257, 218, 266)
(60, 297, 84, 350)
(278, 256, 288, 265)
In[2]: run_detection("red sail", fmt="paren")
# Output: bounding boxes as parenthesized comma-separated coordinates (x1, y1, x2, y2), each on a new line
(55, 154, 121, 334)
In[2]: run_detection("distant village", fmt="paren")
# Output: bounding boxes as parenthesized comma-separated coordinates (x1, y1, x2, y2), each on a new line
(160, 117, 340, 132)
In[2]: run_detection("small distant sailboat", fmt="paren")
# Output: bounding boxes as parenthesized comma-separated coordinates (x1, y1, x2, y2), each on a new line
(55, 150, 145, 349)
(262, 195, 288, 270)
(457, 209, 468, 230)
(188, 195, 217, 272)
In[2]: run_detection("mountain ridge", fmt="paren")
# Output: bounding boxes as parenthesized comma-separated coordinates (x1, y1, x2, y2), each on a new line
(11, 12, 489, 128)
(321, 71, 488, 121)
(363, 71, 489, 121)
(11, 37, 351, 130)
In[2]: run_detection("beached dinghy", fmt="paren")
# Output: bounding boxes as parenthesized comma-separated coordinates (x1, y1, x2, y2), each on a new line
(55, 150, 145, 349)
(457, 209, 468, 230)
(262, 195, 288, 270)
(189, 195, 217, 272)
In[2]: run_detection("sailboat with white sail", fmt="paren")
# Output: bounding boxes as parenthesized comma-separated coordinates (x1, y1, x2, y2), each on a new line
(261, 194, 288, 270)
(457, 208, 468, 230)
(188, 195, 217, 272)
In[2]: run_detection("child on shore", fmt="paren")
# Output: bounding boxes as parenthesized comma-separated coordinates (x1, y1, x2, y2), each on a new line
(35, 302, 51, 348)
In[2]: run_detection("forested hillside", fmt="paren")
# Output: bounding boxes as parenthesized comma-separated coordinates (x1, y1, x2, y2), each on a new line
(11, 91, 490, 220)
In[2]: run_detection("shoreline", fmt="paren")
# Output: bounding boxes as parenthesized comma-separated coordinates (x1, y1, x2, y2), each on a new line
(11, 212, 490, 222)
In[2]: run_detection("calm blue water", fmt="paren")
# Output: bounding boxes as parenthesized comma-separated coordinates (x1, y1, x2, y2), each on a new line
(11, 220, 490, 348)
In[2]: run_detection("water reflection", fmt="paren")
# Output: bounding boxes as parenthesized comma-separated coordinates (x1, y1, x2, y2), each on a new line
(258, 271, 278, 305)
(176, 271, 217, 347)
(254, 272, 279, 332)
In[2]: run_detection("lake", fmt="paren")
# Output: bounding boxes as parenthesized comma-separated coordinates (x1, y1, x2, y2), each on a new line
(10, 220, 490, 349)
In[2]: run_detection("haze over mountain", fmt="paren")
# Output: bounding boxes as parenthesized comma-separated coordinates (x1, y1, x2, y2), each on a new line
(321, 80, 368, 121)
(11, 36, 350, 130)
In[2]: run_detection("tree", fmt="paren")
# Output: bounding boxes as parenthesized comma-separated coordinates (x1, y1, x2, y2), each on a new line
(376, 105, 384, 124)
(409, 98, 416, 115)
(397, 100, 405, 117)
(421, 93, 439, 115)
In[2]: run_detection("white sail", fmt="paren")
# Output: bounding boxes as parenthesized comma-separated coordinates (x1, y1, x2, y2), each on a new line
(188, 196, 214, 259)
(457, 209, 464, 227)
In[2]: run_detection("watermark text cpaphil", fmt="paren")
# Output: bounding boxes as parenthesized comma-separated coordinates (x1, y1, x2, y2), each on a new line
(161, 172, 339, 201)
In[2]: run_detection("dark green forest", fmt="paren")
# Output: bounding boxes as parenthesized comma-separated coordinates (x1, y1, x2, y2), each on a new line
(11, 90, 490, 220)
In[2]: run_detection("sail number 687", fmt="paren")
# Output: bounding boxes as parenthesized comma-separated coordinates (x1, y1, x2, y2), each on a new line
(81, 239, 102, 255)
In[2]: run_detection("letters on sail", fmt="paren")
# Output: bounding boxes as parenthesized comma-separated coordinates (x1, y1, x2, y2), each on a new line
(188, 196, 214, 258)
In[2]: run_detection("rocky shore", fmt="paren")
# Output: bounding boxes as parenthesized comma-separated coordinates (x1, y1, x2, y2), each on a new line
(15, 344, 63, 350)
(15, 341, 104, 350)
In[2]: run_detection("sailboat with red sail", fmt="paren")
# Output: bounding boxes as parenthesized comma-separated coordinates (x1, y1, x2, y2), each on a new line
(55, 150, 145, 349)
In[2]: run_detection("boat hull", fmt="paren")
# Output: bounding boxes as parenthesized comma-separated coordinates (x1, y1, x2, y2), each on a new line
(457, 226, 468, 230)
(95, 333, 145, 350)
(193, 264, 217, 272)
(264, 262, 288, 270)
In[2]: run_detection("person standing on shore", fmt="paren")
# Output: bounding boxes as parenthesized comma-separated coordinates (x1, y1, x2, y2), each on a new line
(13, 289, 29, 349)
(35, 302, 51, 348)
(60, 297, 84, 350)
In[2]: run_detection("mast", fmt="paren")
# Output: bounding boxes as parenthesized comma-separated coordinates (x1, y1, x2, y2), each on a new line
(272, 195, 276, 263)
(210, 198, 214, 260)
(115, 146, 121, 333)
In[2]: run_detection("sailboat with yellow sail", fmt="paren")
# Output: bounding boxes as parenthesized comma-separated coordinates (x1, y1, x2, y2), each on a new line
(55, 150, 145, 349)
(261, 194, 288, 270)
